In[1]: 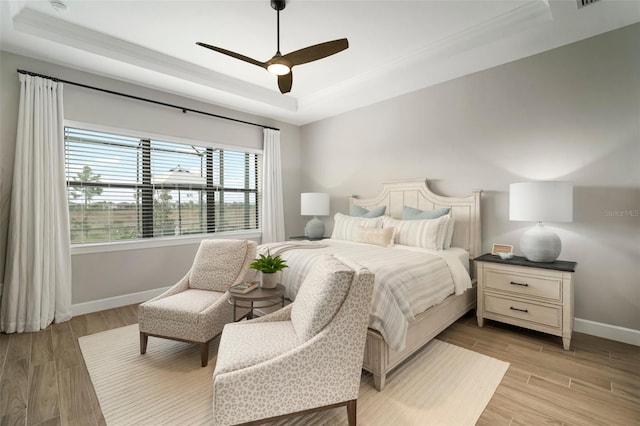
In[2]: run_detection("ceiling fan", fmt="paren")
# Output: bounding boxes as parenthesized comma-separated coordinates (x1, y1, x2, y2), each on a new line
(196, 0, 348, 94)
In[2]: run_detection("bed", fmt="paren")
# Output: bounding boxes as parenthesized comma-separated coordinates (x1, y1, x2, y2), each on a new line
(263, 179, 482, 390)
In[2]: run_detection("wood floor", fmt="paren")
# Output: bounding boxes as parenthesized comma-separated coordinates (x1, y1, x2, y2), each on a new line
(0, 307, 638, 425)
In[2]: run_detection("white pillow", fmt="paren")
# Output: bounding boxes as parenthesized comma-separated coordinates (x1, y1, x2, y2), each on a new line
(382, 215, 451, 250)
(444, 216, 455, 249)
(356, 226, 395, 247)
(331, 213, 383, 242)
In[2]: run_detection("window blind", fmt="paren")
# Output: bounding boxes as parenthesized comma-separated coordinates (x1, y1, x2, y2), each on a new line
(65, 126, 261, 244)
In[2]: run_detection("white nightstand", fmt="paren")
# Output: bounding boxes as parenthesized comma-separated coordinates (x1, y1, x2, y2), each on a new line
(475, 253, 577, 350)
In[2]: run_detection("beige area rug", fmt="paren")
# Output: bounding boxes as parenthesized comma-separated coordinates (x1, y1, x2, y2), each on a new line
(79, 324, 509, 426)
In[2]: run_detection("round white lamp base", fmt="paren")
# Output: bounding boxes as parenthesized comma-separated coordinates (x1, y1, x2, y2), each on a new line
(520, 222, 561, 263)
(304, 216, 325, 239)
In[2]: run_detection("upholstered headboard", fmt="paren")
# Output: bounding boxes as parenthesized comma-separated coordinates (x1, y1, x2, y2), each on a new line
(348, 179, 482, 259)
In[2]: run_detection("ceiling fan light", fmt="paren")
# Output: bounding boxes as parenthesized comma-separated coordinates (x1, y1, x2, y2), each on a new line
(267, 63, 290, 75)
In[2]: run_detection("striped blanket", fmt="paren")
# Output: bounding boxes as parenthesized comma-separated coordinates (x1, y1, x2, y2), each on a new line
(258, 239, 472, 351)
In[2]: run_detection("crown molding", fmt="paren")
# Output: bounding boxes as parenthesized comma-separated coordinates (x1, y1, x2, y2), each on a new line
(12, 7, 298, 112)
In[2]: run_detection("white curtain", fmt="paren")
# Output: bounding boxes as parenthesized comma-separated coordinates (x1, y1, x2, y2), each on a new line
(261, 128, 285, 243)
(1, 74, 72, 333)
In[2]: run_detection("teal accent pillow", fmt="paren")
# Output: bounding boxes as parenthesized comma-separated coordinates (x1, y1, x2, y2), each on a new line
(402, 205, 450, 220)
(350, 205, 386, 218)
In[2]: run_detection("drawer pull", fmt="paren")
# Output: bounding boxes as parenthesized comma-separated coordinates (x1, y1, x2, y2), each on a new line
(510, 281, 529, 287)
(510, 306, 529, 313)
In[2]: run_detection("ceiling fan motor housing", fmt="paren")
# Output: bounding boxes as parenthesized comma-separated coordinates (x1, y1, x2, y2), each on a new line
(271, 0, 286, 11)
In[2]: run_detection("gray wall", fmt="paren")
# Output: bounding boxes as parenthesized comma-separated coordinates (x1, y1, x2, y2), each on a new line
(1, 23, 638, 332)
(300, 24, 640, 331)
(0, 51, 304, 304)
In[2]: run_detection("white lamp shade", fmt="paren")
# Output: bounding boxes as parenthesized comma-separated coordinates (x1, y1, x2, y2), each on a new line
(509, 181, 573, 223)
(301, 193, 330, 216)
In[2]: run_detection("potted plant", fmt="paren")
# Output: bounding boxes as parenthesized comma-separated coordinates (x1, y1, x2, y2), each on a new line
(249, 250, 288, 289)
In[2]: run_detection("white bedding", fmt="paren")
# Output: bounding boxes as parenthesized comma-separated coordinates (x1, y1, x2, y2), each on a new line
(258, 239, 472, 351)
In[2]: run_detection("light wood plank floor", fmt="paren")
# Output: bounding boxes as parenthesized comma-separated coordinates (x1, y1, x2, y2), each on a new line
(0, 307, 638, 425)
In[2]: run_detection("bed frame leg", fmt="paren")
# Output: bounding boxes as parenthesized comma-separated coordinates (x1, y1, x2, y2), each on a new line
(373, 373, 386, 391)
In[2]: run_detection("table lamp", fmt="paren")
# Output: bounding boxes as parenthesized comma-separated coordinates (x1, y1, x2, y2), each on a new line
(509, 181, 573, 262)
(301, 192, 330, 239)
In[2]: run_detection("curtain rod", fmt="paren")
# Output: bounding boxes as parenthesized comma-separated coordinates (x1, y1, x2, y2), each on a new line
(16, 69, 280, 131)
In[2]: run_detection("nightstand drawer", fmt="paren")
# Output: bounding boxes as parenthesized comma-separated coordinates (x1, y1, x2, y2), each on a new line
(484, 294, 561, 329)
(484, 269, 562, 301)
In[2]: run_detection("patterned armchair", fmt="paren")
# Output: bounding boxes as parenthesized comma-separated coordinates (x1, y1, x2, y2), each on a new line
(138, 239, 256, 367)
(212, 254, 375, 426)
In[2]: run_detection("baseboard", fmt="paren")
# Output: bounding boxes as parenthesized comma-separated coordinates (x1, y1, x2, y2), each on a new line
(574, 318, 640, 347)
(71, 292, 639, 347)
(71, 287, 170, 317)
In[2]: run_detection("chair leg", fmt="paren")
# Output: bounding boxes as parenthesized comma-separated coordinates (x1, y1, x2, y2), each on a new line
(200, 342, 209, 367)
(140, 332, 148, 354)
(346, 399, 357, 426)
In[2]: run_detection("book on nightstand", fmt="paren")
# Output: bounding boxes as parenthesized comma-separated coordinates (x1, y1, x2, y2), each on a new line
(229, 281, 259, 294)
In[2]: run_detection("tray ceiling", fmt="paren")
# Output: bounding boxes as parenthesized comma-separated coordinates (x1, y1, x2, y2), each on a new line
(1, 1, 638, 125)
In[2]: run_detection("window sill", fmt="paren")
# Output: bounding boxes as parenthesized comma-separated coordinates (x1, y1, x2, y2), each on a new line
(70, 230, 262, 255)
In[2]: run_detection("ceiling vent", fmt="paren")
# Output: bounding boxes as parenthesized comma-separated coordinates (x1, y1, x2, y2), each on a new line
(577, 0, 601, 9)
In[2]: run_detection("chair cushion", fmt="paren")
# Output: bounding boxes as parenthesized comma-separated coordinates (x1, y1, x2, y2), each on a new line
(214, 321, 300, 376)
(140, 289, 223, 323)
(189, 239, 251, 291)
(290, 255, 354, 341)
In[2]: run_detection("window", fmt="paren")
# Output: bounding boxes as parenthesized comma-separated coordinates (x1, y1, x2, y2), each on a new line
(65, 126, 261, 244)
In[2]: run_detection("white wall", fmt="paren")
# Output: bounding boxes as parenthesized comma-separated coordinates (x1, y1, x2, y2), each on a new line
(301, 24, 640, 332)
(0, 51, 304, 305)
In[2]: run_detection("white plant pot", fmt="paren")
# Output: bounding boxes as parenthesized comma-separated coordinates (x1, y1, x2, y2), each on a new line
(260, 271, 279, 289)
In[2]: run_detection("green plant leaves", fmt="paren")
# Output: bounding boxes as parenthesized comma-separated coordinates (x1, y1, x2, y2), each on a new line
(249, 251, 289, 273)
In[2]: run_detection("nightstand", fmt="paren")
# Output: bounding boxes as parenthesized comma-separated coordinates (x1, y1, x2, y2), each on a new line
(475, 253, 577, 350)
(287, 236, 325, 241)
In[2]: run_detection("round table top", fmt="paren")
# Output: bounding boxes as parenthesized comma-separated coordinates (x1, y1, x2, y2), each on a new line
(229, 283, 285, 301)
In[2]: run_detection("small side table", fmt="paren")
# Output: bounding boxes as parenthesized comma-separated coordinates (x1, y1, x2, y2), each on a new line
(475, 253, 577, 350)
(228, 284, 286, 321)
(288, 236, 326, 241)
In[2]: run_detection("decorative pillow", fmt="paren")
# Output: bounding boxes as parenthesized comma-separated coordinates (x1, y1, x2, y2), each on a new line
(402, 205, 450, 220)
(382, 215, 451, 250)
(189, 239, 253, 291)
(356, 226, 395, 247)
(331, 213, 383, 242)
(290, 255, 354, 341)
(443, 216, 455, 249)
(350, 204, 387, 218)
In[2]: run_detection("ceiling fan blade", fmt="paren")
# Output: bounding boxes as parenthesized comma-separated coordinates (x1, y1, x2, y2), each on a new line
(278, 72, 292, 94)
(283, 38, 349, 67)
(196, 42, 267, 69)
